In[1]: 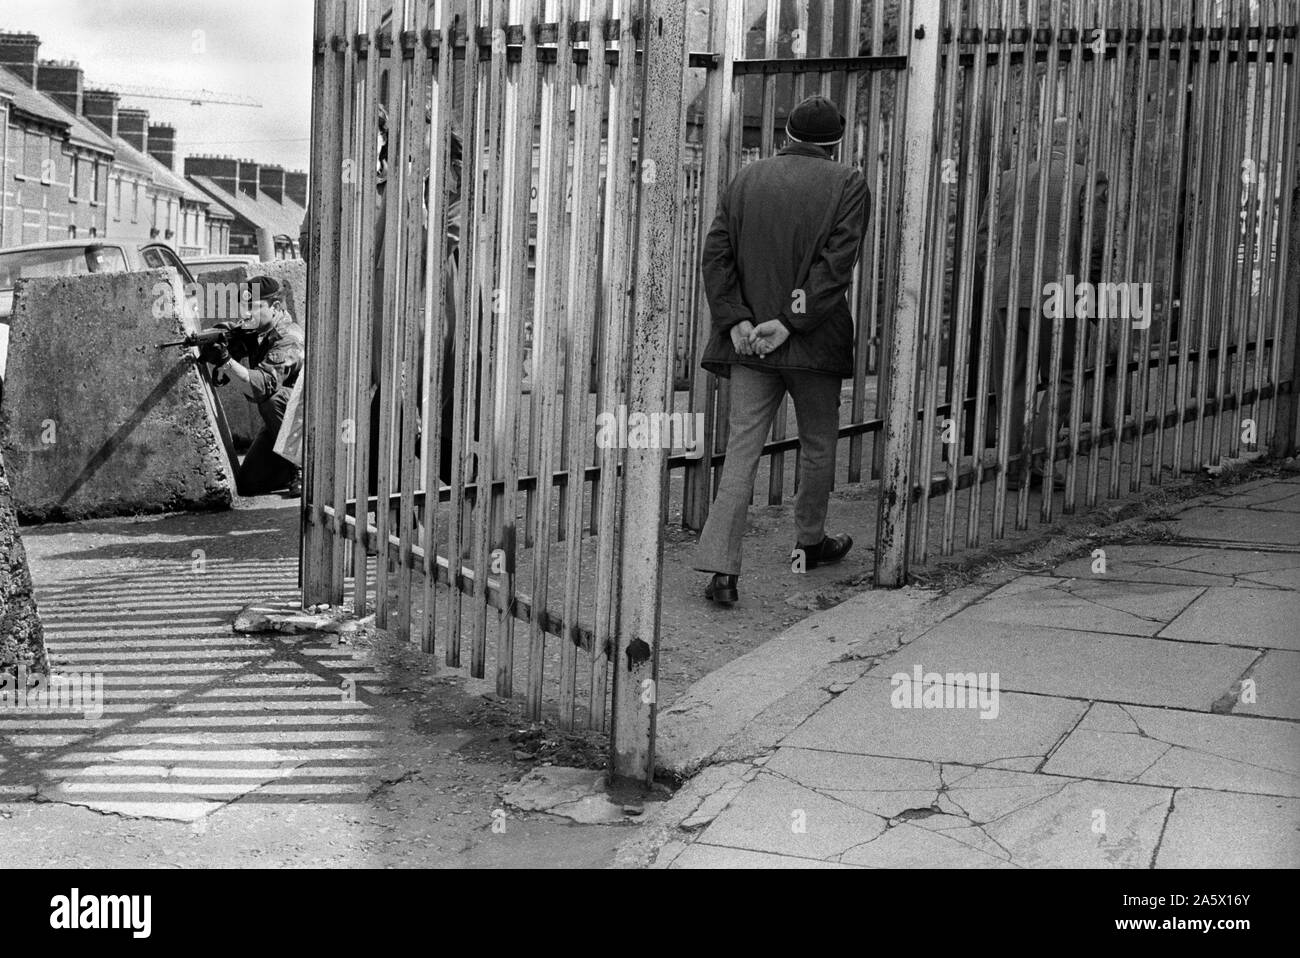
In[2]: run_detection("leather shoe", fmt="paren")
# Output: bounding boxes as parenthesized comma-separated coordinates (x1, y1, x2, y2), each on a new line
(704, 573, 739, 605)
(793, 533, 853, 569)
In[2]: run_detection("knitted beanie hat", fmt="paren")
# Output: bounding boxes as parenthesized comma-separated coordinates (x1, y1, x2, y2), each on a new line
(786, 96, 846, 146)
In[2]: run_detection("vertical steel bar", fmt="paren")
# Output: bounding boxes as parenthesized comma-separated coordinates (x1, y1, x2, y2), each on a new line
(683, 0, 739, 529)
(1107, 0, 1148, 500)
(419, 0, 456, 655)
(1172, 0, 1213, 477)
(351, 0, 383, 618)
(910, 0, 959, 565)
(610, 0, 687, 785)
(304, 0, 348, 605)
(1014, 0, 1064, 529)
(1249, 0, 1284, 440)
(445, 0, 484, 666)
(1192, 0, 1232, 470)
(495, 0, 540, 696)
(1040, 0, 1083, 521)
(992, 2, 1040, 537)
(558, 1, 607, 728)
(1266, 2, 1300, 449)
(966, 0, 1014, 546)
(526, 0, 574, 719)
(941, 0, 990, 555)
(1148, 0, 1186, 487)
(874, 0, 944, 588)
(590, 2, 641, 731)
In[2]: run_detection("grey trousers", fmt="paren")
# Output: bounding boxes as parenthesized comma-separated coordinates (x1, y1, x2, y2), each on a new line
(694, 364, 842, 576)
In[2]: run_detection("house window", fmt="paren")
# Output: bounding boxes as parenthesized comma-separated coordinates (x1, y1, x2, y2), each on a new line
(132, 182, 140, 223)
(72, 156, 81, 198)
(68, 225, 77, 238)
(23, 129, 43, 178)
(92, 161, 101, 202)
(113, 177, 122, 220)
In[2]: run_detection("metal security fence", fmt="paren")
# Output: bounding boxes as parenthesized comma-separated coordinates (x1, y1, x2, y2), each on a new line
(301, 0, 689, 781)
(301, 0, 1299, 780)
(875, 0, 1300, 583)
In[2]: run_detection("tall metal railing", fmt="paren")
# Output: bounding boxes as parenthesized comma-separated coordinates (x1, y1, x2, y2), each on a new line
(876, 0, 1300, 583)
(302, 0, 688, 782)
(301, 0, 1299, 780)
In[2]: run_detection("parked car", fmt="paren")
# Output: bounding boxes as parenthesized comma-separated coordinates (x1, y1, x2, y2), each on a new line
(0, 239, 200, 387)
(183, 254, 262, 278)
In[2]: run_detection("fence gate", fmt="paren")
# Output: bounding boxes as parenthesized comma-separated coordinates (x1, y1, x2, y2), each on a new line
(302, 0, 689, 783)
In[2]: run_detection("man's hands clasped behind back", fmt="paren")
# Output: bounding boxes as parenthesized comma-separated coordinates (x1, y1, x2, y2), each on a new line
(730, 319, 791, 358)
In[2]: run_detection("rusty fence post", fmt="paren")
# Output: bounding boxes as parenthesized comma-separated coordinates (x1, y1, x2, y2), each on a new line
(610, 0, 688, 786)
(873, 0, 944, 588)
(302, 0, 346, 606)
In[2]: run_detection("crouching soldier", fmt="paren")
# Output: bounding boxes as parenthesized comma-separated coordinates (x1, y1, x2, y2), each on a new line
(200, 276, 305, 496)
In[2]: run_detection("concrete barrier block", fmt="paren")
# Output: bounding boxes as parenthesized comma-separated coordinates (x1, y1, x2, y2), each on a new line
(0, 269, 236, 523)
(0, 447, 45, 670)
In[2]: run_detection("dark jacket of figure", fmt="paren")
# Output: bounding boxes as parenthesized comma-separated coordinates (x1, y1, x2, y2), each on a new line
(700, 141, 870, 379)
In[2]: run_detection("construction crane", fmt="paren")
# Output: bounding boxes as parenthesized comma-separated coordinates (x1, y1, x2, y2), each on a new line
(84, 81, 262, 109)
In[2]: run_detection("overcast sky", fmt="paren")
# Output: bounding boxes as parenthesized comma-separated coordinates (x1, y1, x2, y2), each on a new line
(2, 0, 314, 171)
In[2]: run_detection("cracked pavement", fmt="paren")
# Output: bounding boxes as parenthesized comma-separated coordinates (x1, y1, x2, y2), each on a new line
(642, 473, 1300, 868)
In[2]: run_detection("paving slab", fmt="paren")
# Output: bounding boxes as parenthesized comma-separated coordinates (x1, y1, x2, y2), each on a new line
(783, 673, 1086, 765)
(695, 771, 888, 862)
(933, 768, 1171, 868)
(1042, 702, 1300, 796)
(1232, 650, 1300, 720)
(1154, 790, 1300, 868)
(1053, 544, 1300, 590)
(962, 576, 1203, 636)
(697, 758, 1169, 868)
(1159, 587, 1300, 650)
(1171, 506, 1300, 545)
(875, 619, 1255, 709)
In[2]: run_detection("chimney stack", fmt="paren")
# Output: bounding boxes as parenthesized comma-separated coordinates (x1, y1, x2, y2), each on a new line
(284, 170, 308, 207)
(35, 59, 83, 115)
(185, 155, 239, 196)
(148, 123, 177, 171)
(0, 32, 40, 86)
(82, 88, 120, 139)
(117, 107, 149, 152)
(237, 159, 260, 199)
(260, 164, 286, 204)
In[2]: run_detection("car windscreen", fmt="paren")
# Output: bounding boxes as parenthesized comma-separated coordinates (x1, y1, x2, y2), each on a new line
(0, 245, 130, 288)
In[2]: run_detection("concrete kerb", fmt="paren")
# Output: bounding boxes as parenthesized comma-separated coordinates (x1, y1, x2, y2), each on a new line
(616, 461, 1285, 868)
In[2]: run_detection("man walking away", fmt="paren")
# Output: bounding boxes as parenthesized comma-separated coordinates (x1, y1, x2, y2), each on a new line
(694, 95, 870, 606)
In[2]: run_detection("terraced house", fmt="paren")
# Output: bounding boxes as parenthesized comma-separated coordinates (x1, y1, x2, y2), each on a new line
(0, 40, 113, 246)
(0, 30, 229, 254)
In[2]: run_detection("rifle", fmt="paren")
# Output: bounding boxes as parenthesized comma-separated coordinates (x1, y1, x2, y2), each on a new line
(156, 327, 248, 385)
(155, 328, 232, 351)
